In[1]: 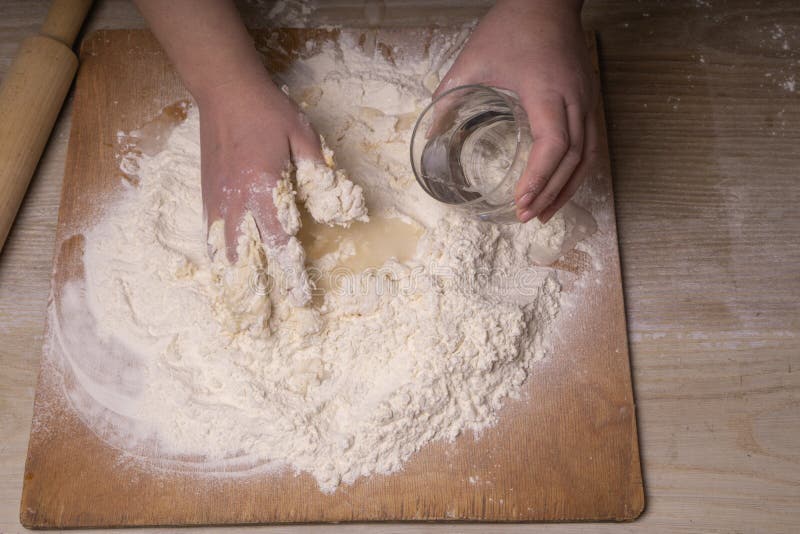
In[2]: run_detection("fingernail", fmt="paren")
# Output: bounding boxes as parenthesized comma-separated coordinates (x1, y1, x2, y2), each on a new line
(519, 209, 535, 223)
(518, 191, 534, 207)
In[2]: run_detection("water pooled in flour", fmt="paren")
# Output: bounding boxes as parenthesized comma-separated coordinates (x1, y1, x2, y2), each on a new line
(299, 210, 423, 297)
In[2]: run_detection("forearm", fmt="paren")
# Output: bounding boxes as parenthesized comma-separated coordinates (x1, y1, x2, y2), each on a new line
(133, 0, 271, 103)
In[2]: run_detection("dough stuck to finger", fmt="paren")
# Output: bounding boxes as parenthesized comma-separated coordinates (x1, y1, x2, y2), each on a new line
(269, 236, 312, 307)
(272, 172, 302, 236)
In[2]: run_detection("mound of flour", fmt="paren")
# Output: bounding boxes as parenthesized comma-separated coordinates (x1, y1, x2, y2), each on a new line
(57, 32, 592, 492)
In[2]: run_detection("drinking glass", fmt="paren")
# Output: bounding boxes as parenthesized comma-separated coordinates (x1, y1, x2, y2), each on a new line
(410, 84, 532, 223)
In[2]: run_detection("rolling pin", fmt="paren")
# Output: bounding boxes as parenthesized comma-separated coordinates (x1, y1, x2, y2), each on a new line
(0, 0, 92, 253)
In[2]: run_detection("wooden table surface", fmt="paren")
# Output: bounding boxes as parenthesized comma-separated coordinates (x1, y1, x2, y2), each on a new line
(1, 1, 798, 533)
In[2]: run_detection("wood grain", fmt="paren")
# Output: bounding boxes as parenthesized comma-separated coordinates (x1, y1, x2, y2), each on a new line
(17, 27, 641, 528)
(2, 1, 799, 533)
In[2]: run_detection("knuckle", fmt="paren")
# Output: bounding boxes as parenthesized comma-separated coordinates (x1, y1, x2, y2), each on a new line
(564, 92, 583, 108)
(562, 149, 582, 168)
(526, 175, 549, 195)
(545, 129, 570, 153)
(569, 136, 584, 153)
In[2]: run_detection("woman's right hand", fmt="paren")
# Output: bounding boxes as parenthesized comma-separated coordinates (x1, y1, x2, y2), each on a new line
(197, 74, 323, 263)
(132, 0, 323, 305)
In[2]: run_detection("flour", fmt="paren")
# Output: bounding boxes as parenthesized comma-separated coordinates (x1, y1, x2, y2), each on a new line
(205, 214, 273, 334)
(56, 31, 596, 492)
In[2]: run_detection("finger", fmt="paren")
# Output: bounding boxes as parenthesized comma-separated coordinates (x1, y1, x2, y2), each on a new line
(201, 167, 222, 237)
(518, 103, 585, 222)
(289, 115, 324, 163)
(202, 193, 221, 243)
(202, 174, 243, 264)
(223, 207, 243, 264)
(425, 87, 461, 140)
(539, 110, 599, 224)
(432, 71, 463, 99)
(513, 97, 569, 213)
(247, 171, 291, 249)
(429, 69, 472, 139)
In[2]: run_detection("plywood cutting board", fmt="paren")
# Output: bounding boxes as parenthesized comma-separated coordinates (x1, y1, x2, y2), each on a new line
(20, 28, 643, 528)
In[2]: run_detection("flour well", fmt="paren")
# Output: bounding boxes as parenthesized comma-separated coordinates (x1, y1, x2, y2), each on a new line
(55, 31, 597, 492)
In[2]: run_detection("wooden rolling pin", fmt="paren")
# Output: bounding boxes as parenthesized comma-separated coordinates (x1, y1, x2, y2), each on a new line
(0, 0, 92, 253)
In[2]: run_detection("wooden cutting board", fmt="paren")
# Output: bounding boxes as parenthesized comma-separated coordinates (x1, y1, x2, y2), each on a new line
(20, 28, 643, 528)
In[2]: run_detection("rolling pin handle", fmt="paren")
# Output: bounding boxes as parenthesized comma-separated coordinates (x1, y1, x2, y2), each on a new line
(0, 0, 91, 253)
(41, 0, 93, 48)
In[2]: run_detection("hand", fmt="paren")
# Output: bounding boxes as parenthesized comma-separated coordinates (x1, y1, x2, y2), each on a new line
(134, 0, 321, 305)
(436, 0, 599, 223)
(197, 75, 322, 262)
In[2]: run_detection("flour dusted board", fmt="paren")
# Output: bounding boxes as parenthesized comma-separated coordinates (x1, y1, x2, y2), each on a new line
(20, 29, 643, 527)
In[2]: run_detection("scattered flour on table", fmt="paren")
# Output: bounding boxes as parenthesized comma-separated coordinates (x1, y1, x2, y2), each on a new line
(54, 31, 596, 492)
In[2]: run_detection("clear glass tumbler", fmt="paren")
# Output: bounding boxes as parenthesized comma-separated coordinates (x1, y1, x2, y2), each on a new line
(410, 84, 532, 223)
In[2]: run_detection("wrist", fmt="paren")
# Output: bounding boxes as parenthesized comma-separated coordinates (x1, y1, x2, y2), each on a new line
(192, 69, 277, 110)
